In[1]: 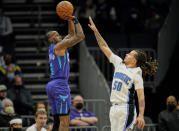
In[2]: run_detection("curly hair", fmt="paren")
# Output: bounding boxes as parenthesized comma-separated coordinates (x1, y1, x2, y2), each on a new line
(134, 50, 158, 76)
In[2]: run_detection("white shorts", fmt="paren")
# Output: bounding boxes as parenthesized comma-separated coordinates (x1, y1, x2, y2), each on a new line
(109, 104, 137, 131)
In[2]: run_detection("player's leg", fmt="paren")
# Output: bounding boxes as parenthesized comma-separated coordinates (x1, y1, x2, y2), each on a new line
(109, 105, 129, 131)
(54, 84, 71, 131)
(46, 81, 59, 131)
(59, 114, 69, 131)
(110, 105, 122, 131)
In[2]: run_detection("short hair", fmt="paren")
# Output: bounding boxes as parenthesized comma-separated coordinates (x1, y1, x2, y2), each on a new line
(1, 98, 13, 108)
(46, 31, 57, 39)
(35, 101, 47, 112)
(35, 109, 47, 118)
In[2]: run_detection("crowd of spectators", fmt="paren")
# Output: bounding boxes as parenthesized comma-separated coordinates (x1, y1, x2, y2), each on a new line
(72, 0, 171, 34)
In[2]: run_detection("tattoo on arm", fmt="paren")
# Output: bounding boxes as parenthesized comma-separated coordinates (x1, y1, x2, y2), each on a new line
(68, 22, 84, 47)
(94, 31, 108, 48)
(55, 22, 84, 51)
(68, 20, 75, 36)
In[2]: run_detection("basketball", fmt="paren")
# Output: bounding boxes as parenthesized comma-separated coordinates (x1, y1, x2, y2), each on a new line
(56, 1, 74, 20)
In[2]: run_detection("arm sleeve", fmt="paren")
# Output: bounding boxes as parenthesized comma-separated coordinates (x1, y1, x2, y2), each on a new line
(134, 74, 144, 90)
(109, 53, 123, 68)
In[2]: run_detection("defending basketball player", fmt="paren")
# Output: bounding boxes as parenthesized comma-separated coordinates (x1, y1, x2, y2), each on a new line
(46, 15, 84, 131)
(88, 16, 158, 131)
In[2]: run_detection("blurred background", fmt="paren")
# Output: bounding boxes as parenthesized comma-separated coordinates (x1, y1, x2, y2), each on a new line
(0, 0, 179, 130)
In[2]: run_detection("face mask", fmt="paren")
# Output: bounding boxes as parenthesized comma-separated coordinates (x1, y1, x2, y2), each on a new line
(167, 103, 176, 112)
(13, 128, 22, 131)
(7, 73, 15, 79)
(5, 106, 14, 114)
(0, 96, 4, 100)
(75, 103, 83, 110)
(14, 85, 23, 90)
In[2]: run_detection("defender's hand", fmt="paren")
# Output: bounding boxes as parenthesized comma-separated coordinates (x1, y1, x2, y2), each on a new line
(134, 115, 145, 130)
(88, 16, 98, 32)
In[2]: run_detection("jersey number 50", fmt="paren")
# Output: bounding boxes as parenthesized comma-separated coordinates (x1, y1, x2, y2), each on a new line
(112, 81, 122, 91)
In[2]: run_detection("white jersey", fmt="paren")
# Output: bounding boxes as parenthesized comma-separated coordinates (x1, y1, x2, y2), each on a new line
(109, 53, 144, 106)
(26, 124, 47, 131)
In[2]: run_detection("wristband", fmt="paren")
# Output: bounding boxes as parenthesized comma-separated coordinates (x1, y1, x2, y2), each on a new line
(73, 18, 79, 24)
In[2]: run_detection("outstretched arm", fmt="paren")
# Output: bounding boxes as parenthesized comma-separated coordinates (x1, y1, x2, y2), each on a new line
(88, 16, 112, 60)
(134, 89, 145, 130)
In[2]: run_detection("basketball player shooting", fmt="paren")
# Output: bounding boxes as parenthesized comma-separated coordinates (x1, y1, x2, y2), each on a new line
(88, 16, 158, 131)
(46, 10, 85, 131)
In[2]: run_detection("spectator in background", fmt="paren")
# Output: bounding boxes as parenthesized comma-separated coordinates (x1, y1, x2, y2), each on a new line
(95, 0, 114, 32)
(125, 7, 144, 33)
(26, 109, 47, 131)
(158, 95, 179, 131)
(7, 75, 34, 115)
(23, 101, 47, 127)
(23, 101, 53, 128)
(0, 98, 19, 127)
(0, 47, 6, 83)
(75, 0, 96, 32)
(35, 102, 54, 131)
(145, 6, 164, 33)
(4, 65, 16, 89)
(9, 116, 23, 131)
(0, 84, 7, 111)
(35, 101, 47, 112)
(3, 53, 23, 77)
(177, 100, 179, 110)
(0, 6, 15, 55)
(0, 46, 5, 67)
(70, 95, 98, 127)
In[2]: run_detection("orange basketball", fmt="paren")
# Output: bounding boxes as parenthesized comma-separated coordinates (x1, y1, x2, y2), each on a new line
(56, 1, 74, 20)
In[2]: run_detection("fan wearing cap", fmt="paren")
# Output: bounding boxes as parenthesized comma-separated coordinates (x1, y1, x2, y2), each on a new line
(9, 117, 22, 131)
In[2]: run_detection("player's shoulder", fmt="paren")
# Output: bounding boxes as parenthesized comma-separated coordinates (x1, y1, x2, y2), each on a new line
(110, 53, 123, 65)
(129, 67, 142, 76)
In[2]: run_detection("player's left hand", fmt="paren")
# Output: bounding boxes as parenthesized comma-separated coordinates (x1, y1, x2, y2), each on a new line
(134, 115, 145, 130)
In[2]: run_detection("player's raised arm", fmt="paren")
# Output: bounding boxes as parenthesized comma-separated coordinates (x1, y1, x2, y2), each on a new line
(64, 18, 75, 39)
(88, 16, 112, 60)
(54, 16, 85, 51)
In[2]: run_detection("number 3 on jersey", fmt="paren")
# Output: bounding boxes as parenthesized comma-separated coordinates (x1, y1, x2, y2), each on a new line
(112, 81, 122, 91)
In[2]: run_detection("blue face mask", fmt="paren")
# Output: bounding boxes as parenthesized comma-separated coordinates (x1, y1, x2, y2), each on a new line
(7, 73, 15, 79)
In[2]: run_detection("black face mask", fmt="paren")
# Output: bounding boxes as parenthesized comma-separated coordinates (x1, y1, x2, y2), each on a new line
(0, 96, 4, 100)
(167, 103, 176, 112)
(14, 85, 23, 90)
(75, 103, 83, 110)
(13, 128, 22, 131)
